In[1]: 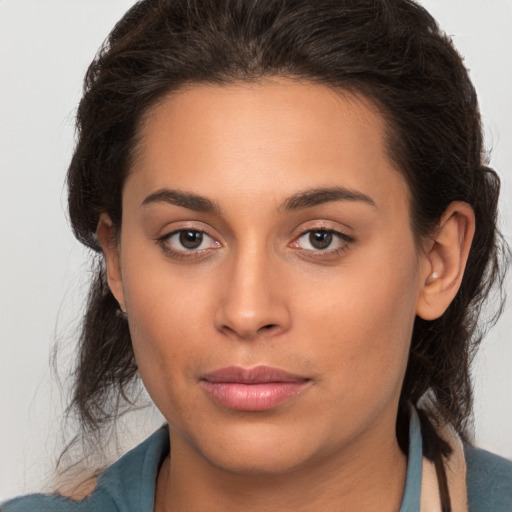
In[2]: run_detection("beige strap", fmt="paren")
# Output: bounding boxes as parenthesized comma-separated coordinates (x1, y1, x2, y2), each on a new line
(420, 425, 468, 511)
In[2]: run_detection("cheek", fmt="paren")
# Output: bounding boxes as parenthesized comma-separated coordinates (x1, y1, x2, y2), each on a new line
(293, 242, 420, 406)
(120, 253, 217, 415)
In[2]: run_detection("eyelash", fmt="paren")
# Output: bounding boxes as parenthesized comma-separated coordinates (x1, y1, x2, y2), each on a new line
(155, 227, 354, 261)
(156, 229, 220, 260)
(290, 228, 354, 259)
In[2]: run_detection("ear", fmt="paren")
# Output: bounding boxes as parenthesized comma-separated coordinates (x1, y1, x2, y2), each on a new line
(416, 201, 475, 321)
(96, 213, 126, 312)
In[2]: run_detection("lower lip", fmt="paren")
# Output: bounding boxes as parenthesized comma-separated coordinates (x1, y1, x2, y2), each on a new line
(200, 381, 309, 411)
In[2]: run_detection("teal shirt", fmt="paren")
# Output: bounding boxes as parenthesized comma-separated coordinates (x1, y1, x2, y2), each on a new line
(2, 413, 511, 511)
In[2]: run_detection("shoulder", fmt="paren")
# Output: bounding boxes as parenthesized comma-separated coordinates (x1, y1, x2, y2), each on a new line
(0, 483, 120, 512)
(1, 426, 169, 512)
(0, 494, 94, 512)
(464, 444, 512, 512)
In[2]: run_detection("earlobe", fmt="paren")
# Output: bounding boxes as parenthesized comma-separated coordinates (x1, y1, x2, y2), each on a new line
(416, 202, 475, 321)
(96, 213, 126, 311)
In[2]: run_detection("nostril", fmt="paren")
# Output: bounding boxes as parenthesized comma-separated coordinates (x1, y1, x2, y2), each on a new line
(260, 324, 277, 331)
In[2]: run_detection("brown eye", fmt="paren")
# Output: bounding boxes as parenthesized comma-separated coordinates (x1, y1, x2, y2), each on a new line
(291, 228, 352, 254)
(309, 230, 333, 250)
(162, 229, 220, 254)
(179, 230, 204, 249)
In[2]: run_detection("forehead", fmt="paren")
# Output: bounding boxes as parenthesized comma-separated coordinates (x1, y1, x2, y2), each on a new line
(128, 79, 409, 214)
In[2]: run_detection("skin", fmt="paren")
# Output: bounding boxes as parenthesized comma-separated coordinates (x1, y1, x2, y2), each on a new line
(97, 79, 475, 511)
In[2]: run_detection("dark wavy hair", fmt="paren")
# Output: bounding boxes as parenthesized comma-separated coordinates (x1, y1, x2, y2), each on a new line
(65, 0, 507, 504)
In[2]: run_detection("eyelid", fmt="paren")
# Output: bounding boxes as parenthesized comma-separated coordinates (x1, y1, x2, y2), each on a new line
(153, 220, 221, 245)
(292, 229, 352, 247)
(166, 229, 219, 249)
(288, 223, 355, 258)
(290, 219, 354, 242)
(155, 225, 222, 260)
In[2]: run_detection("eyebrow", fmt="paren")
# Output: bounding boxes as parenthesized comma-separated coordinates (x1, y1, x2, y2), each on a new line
(279, 187, 376, 212)
(141, 188, 220, 214)
(141, 185, 376, 214)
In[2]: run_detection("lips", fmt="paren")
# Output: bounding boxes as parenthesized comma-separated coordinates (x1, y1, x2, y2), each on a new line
(200, 366, 310, 411)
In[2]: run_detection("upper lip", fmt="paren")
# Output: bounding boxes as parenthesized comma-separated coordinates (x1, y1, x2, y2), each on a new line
(201, 365, 309, 384)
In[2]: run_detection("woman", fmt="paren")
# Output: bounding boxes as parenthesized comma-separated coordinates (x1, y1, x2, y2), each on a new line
(2, 0, 511, 510)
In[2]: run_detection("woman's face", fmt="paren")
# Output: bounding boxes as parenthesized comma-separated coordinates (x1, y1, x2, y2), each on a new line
(106, 79, 431, 474)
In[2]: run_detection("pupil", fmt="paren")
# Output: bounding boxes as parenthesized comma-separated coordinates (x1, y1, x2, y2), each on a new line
(310, 230, 332, 249)
(179, 230, 203, 249)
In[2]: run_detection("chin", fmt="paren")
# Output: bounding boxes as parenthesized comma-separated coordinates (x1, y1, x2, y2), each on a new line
(204, 445, 311, 477)
(185, 420, 328, 477)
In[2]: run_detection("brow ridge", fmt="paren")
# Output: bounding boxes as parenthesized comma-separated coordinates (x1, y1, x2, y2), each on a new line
(279, 186, 376, 212)
(141, 188, 220, 213)
(141, 186, 375, 214)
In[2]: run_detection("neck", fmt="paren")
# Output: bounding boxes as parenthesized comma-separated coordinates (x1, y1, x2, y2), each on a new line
(155, 425, 407, 512)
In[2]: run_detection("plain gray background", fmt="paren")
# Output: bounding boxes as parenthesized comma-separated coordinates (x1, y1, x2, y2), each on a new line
(1, 0, 511, 501)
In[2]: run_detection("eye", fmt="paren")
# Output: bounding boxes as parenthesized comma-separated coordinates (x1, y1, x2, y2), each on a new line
(162, 229, 220, 253)
(291, 229, 352, 252)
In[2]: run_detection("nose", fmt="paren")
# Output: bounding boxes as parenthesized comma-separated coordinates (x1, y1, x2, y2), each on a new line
(213, 249, 291, 341)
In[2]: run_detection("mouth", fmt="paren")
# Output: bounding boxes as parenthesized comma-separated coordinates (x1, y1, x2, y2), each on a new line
(200, 365, 311, 411)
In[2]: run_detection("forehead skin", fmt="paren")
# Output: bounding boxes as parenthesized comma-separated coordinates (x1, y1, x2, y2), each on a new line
(129, 80, 411, 222)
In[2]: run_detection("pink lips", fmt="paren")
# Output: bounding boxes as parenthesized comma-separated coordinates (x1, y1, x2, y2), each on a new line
(200, 366, 310, 411)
